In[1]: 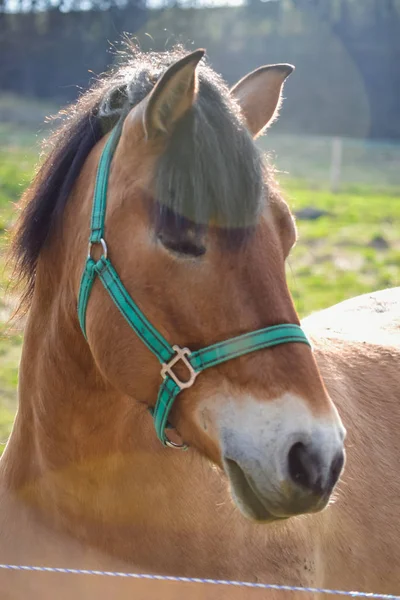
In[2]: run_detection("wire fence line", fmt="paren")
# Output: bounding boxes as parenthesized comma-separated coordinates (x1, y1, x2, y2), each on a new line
(0, 563, 399, 599)
(260, 134, 400, 192)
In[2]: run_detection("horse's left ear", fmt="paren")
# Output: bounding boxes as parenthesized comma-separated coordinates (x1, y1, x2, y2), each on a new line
(230, 64, 294, 138)
(143, 49, 205, 139)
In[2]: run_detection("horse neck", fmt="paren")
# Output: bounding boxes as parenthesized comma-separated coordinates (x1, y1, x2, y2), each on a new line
(0, 268, 241, 574)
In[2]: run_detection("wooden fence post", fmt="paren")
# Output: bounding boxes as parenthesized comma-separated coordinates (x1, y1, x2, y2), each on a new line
(330, 137, 343, 193)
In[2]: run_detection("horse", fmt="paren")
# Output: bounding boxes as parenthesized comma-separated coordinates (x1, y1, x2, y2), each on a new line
(0, 46, 399, 600)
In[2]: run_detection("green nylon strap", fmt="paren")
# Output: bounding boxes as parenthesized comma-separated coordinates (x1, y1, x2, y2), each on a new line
(90, 123, 123, 244)
(153, 377, 181, 443)
(77, 123, 312, 446)
(190, 324, 310, 372)
(95, 258, 174, 364)
(78, 256, 175, 363)
(78, 259, 97, 337)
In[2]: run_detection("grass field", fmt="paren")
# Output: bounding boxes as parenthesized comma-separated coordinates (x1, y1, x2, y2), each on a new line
(0, 122, 399, 448)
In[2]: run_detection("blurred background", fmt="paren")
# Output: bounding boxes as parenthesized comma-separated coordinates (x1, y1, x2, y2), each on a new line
(0, 0, 399, 442)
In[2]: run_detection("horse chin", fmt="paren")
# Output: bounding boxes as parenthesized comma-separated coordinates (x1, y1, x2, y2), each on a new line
(223, 458, 331, 524)
(224, 458, 288, 523)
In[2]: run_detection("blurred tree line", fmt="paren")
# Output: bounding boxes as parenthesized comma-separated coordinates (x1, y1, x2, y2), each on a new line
(0, 0, 399, 139)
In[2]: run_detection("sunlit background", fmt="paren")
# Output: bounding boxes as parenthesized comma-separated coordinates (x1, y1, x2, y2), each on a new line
(0, 0, 399, 442)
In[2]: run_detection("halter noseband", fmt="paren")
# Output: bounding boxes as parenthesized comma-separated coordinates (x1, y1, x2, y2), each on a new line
(77, 123, 311, 448)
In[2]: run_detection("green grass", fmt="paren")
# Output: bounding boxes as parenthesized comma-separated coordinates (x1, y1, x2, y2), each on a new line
(0, 128, 399, 448)
(284, 180, 400, 316)
(0, 139, 37, 449)
(0, 328, 22, 443)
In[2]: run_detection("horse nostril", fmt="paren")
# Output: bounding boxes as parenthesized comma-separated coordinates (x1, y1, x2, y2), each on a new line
(288, 442, 344, 496)
(329, 451, 345, 490)
(288, 442, 322, 494)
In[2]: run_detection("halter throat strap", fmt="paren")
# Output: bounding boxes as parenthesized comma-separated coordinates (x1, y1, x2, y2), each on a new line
(77, 124, 311, 447)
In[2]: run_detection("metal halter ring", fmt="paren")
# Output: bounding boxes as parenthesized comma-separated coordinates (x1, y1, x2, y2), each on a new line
(88, 238, 108, 261)
(164, 434, 188, 451)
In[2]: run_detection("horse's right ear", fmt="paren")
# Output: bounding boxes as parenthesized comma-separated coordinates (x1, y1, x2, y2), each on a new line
(143, 50, 205, 140)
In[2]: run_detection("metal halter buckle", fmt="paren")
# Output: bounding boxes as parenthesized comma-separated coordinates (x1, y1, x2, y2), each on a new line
(161, 345, 198, 390)
(88, 238, 108, 260)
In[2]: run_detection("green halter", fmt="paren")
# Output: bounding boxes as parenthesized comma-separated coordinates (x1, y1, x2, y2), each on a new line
(78, 123, 311, 448)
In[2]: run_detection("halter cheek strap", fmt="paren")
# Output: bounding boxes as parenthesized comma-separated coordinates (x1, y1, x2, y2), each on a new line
(78, 124, 311, 448)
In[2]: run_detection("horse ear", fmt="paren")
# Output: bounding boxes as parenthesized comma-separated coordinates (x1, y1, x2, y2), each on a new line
(230, 64, 294, 138)
(144, 49, 205, 139)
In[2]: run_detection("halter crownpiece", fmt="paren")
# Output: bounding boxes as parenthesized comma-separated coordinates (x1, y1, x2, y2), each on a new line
(77, 122, 311, 448)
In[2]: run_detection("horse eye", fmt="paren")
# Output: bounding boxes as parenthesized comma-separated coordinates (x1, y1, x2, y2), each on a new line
(157, 233, 206, 258)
